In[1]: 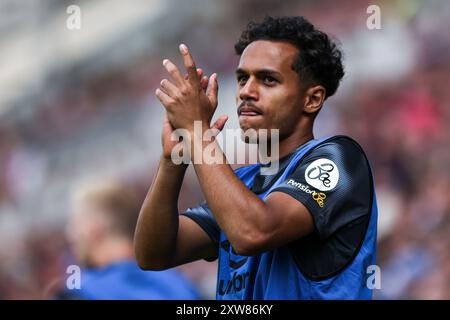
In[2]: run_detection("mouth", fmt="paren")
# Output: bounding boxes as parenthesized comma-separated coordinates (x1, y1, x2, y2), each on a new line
(239, 111, 262, 117)
(238, 104, 263, 117)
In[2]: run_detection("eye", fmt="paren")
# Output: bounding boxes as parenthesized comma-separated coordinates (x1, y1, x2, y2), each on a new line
(263, 76, 277, 85)
(237, 75, 248, 86)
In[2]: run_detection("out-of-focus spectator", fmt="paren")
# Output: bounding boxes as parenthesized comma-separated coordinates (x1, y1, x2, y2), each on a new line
(58, 180, 200, 299)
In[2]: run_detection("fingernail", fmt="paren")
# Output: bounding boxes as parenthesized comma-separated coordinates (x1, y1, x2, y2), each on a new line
(162, 59, 168, 66)
(179, 44, 188, 54)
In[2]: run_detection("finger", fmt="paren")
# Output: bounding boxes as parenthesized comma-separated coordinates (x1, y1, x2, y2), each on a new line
(179, 44, 199, 88)
(155, 88, 175, 109)
(206, 73, 219, 107)
(200, 75, 209, 92)
(211, 115, 228, 132)
(160, 79, 179, 98)
(163, 59, 184, 87)
(184, 68, 203, 81)
(163, 113, 175, 130)
(163, 113, 171, 126)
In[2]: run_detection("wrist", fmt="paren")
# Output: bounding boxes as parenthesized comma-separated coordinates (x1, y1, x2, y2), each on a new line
(189, 132, 227, 165)
(160, 155, 189, 170)
(185, 122, 210, 139)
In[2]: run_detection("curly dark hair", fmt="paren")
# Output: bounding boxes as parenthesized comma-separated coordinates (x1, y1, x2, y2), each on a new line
(235, 16, 344, 99)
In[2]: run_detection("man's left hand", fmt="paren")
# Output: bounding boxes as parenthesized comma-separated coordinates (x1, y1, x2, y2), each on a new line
(155, 44, 220, 134)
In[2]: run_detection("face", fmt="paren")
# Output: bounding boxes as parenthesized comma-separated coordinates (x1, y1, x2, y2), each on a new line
(236, 40, 306, 142)
(66, 202, 105, 267)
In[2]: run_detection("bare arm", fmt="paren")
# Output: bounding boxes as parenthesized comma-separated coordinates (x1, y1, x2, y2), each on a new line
(134, 66, 227, 270)
(134, 157, 216, 270)
(190, 137, 314, 256)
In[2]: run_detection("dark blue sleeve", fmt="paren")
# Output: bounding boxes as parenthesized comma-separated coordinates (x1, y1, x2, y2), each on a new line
(269, 136, 372, 240)
(180, 166, 252, 260)
(181, 201, 220, 261)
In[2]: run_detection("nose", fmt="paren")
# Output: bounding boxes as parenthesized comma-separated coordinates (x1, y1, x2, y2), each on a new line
(239, 77, 259, 101)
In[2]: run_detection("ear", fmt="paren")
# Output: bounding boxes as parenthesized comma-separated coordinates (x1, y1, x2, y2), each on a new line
(303, 85, 326, 115)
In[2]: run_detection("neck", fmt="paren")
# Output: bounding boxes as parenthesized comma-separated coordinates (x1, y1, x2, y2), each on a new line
(277, 130, 314, 159)
(259, 122, 314, 163)
(90, 237, 134, 268)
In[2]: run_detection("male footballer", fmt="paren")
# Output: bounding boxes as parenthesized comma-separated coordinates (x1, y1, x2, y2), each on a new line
(134, 16, 378, 299)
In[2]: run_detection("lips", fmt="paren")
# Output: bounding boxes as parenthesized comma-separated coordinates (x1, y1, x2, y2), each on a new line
(238, 104, 263, 117)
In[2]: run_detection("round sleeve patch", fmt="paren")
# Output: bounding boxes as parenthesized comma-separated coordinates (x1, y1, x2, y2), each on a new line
(304, 158, 340, 191)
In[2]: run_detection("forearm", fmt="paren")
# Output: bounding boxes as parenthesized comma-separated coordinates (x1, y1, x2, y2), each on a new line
(190, 134, 274, 254)
(134, 157, 187, 269)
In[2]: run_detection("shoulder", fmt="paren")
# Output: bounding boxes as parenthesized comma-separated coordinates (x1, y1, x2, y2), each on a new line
(233, 164, 260, 180)
(234, 164, 259, 174)
(307, 135, 368, 160)
(297, 136, 370, 191)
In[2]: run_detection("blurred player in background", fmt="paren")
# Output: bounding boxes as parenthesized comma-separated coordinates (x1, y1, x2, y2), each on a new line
(135, 16, 378, 299)
(61, 181, 199, 299)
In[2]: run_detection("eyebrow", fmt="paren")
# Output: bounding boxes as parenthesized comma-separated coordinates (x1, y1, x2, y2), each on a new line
(235, 68, 283, 79)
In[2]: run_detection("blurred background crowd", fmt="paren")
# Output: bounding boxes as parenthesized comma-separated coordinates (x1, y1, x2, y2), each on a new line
(0, 0, 449, 299)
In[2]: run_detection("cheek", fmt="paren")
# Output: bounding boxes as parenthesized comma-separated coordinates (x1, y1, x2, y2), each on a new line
(73, 222, 95, 245)
(236, 86, 244, 107)
(264, 90, 301, 126)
